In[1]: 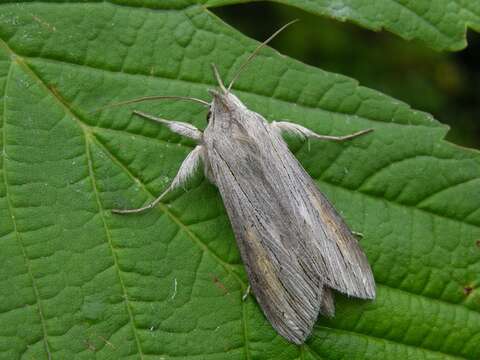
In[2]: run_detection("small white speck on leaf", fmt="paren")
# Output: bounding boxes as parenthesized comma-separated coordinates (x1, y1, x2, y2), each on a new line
(170, 278, 177, 300)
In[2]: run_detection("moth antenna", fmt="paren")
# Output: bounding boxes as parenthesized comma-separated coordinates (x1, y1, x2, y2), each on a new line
(211, 63, 228, 94)
(90, 95, 210, 113)
(227, 19, 299, 91)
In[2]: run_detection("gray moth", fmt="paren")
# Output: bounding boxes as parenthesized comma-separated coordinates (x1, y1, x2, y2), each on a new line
(111, 22, 376, 345)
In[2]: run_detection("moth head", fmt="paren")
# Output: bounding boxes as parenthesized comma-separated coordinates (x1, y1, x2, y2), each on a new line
(207, 89, 246, 122)
(207, 63, 246, 121)
(206, 19, 298, 122)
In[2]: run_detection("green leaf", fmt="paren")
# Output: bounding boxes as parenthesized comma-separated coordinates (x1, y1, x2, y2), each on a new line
(204, 0, 480, 51)
(0, 1, 479, 360)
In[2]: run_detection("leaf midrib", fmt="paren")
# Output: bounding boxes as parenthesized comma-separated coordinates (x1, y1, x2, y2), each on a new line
(24, 54, 478, 230)
(24, 54, 440, 131)
(30, 50, 476, 228)
(10, 48, 249, 359)
(1, 62, 52, 360)
(83, 132, 146, 358)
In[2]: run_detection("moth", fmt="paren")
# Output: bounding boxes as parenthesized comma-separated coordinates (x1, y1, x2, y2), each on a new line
(109, 22, 376, 344)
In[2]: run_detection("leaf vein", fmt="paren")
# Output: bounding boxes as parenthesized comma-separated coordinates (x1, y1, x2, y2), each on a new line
(90, 133, 246, 287)
(1, 62, 52, 360)
(75, 100, 146, 359)
(416, 177, 480, 207)
(313, 325, 469, 360)
(387, 0, 453, 40)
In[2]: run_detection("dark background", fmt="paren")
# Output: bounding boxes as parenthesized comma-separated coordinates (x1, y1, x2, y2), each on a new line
(212, 2, 480, 149)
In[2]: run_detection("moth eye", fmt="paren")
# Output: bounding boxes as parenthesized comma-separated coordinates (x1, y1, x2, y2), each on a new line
(206, 109, 212, 123)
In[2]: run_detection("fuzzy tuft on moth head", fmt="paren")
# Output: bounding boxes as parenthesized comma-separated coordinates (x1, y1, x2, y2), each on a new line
(206, 63, 247, 123)
(207, 89, 246, 127)
(208, 88, 246, 117)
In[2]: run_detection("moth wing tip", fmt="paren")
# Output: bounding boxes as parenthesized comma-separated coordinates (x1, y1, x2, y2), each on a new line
(367, 288, 376, 300)
(360, 284, 376, 300)
(274, 320, 312, 345)
(287, 332, 308, 346)
(291, 338, 305, 346)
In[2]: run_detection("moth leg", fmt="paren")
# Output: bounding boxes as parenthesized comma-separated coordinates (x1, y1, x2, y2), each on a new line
(271, 121, 373, 142)
(352, 231, 364, 239)
(242, 285, 251, 301)
(133, 110, 203, 142)
(112, 145, 204, 214)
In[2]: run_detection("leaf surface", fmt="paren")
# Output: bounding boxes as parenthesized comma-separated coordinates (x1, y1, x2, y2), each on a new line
(205, 0, 480, 51)
(0, 2, 479, 359)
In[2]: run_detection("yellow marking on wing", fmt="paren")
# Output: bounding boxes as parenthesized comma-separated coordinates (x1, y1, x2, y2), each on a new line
(245, 227, 285, 297)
